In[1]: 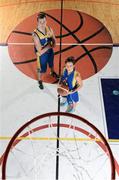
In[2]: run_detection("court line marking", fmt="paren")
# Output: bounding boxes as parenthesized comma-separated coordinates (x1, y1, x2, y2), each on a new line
(2, 42, 115, 46)
(0, 136, 119, 142)
(1, 43, 119, 46)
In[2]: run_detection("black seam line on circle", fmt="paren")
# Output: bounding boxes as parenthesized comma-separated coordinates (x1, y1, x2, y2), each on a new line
(11, 11, 83, 39)
(54, 45, 75, 55)
(44, 12, 102, 73)
(54, 27, 105, 55)
(45, 11, 83, 38)
(14, 58, 36, 64)
(55, 11, 83, 38)
(75, 46, 112, 64)
(12, 31, 32, 36)
(13, 46, 111, 65)
(81, 27, 104, 43)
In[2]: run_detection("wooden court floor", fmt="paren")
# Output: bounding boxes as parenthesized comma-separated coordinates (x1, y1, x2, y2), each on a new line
(0, 0, 119, 44)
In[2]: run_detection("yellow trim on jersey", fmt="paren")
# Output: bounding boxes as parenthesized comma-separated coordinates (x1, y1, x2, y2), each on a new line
(63, 67, 66, 74)
(62, 68, 79, 88)
(34, 26, 53, 40)
(36, 53, 41, 70)
(72, 71, 79, 87)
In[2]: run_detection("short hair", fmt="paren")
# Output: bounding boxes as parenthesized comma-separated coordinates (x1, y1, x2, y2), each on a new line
(37, 12, 46, 21)
(65, 56, 75, 65)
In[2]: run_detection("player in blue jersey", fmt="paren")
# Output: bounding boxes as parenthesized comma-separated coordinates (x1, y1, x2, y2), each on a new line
(33, 12, 58, 89)
(58, 56, 83, 113)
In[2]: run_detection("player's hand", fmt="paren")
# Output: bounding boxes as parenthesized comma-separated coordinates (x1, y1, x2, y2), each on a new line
(68, 90, 73, 95)
(68, 90, 76, 95)
(49, 38, 55, 48)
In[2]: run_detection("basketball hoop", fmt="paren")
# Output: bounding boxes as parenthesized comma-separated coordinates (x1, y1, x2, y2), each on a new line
(1, 112, 116, 180)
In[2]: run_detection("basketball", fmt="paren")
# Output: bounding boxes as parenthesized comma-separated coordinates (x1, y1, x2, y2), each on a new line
(57, 84, 69, 96)
(7, 9, 113, 83)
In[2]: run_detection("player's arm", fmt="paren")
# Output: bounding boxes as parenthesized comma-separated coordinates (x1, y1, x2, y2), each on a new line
(58, 68, 66, 85)
(76, 73, 83, 89)
(58, 76, 64, 85)
(50, 28, 56, 47)
(69, 73, 83, 94)
(33, 33, 50, 55)
(32, 33, 42, 56)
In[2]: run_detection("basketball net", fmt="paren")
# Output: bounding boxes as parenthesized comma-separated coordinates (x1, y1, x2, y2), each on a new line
(1, 112, 116, 180)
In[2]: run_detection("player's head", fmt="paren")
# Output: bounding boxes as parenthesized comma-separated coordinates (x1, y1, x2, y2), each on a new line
(37, 12, 47, 27)
(65, 56, 75, 72)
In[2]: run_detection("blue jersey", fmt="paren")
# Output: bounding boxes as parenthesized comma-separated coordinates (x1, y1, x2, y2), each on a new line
(33, 26, 54, 72)
(61, 68, 80, 104)
(33, 26, 53, 52)
(61, 68, 79, 90)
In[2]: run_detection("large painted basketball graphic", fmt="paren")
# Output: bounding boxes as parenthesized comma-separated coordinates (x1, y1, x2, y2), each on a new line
(8, 9, 113, 83)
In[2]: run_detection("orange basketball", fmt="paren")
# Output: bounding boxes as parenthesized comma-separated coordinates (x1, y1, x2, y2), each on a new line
(57, 84, 69, 96)
(7, 9, 113, 83)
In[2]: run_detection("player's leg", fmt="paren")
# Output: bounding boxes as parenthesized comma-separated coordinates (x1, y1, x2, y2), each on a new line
(65, 95, 73, 112)
(48, 49, 59, 79)
(66, 92, 79, 113)
(37, 54, 43, 89)
(37, 69, 44, 89)
(37, 53, 47, 89)
(60, 96, 67, 106)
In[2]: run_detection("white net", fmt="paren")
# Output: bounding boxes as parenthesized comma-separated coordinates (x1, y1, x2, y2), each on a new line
(1, 113, 115, 180)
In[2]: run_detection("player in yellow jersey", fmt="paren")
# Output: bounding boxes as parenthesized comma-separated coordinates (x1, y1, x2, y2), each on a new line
(33, 12, 58, 89)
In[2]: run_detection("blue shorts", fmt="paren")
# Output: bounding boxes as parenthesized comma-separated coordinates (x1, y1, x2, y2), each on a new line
(67, 92, 79, 104)
(37, 48, 54, 73)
